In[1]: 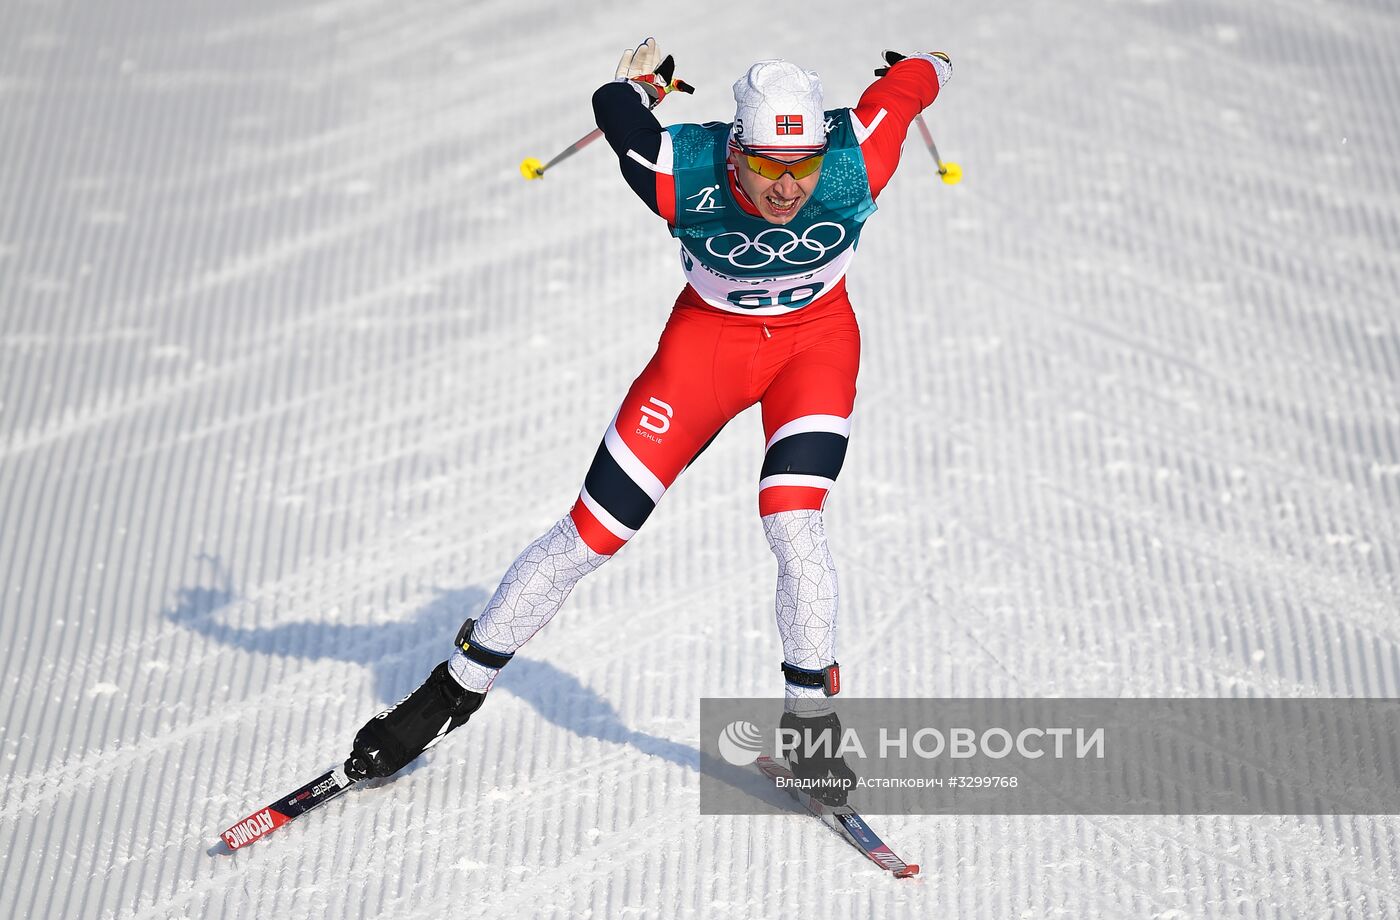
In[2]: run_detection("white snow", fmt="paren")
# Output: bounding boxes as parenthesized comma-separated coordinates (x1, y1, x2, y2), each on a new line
(2, 0, 1399, 918)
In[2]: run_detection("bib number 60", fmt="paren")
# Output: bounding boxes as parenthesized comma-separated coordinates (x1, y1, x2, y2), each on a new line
(726, 282, 825, 311)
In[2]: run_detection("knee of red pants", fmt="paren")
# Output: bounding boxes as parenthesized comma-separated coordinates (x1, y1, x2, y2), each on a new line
(758, 483, 831, 516)
(571, 356, 733, 555)
(569, 423, 670, 557)
(570, 499, 629, 555)
(756, 330, 857, 519)
(757, 409, 851, 517)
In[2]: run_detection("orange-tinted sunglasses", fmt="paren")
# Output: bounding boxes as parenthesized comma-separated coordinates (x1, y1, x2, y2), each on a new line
(733, 143, 826, 181)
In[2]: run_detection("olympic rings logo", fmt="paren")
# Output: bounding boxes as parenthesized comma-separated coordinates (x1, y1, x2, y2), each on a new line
(704, 222, 847, 269)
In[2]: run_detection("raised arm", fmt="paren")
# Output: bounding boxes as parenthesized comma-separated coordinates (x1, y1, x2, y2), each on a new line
(590, 38, 693, 224)
(592, 81, 675, 222)
(851, 51, 952, 199)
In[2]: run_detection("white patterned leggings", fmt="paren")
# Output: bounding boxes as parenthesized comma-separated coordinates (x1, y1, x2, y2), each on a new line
(448, 508, 838, 712)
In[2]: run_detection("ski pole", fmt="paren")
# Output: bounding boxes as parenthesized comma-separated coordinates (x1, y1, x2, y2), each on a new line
(519, 65, 693, 181)
(913, 113, 962, 185)
(520, 128, 603, 181)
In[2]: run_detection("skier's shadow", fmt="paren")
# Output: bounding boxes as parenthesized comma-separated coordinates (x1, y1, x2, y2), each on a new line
(168, 555, 701, 773)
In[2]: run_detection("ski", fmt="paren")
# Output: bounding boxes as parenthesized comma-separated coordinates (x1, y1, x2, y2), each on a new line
(216, 763, 357, 852)
(755, 755, 919, 879)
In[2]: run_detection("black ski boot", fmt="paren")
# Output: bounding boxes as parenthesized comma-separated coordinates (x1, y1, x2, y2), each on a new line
(345, 661, 485, 780)
(781, 709, 858, 806)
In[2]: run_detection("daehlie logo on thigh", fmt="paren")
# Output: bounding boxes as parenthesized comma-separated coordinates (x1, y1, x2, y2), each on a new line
(639, 397, 673, 434)
(705, 223, 846, 269)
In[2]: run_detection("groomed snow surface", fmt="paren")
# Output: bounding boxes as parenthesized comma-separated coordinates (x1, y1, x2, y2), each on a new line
(3, 1, 1399, 917)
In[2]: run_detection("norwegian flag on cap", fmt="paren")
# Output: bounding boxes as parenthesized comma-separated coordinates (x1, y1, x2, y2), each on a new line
(775, 115, 804, 135)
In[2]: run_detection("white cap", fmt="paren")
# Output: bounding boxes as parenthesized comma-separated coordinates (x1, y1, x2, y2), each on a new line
(731, 60, 826, 154)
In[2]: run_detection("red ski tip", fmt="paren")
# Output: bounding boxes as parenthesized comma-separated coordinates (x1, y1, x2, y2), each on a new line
(220, 807, 290, 850)
(894, 864, 920, 879)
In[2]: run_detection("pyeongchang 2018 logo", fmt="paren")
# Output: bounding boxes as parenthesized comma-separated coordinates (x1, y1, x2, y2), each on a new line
(705, 222, 847, 269)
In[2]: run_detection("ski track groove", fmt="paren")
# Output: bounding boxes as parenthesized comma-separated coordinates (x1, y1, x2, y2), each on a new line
(1, 323, 650, 727)
(883, 554, 1400, 913)
(767, 427, 1398, 917)
(851, 356, 1400, 674)
(3, 0, 1400, 917)
(0, 546, 762, 825)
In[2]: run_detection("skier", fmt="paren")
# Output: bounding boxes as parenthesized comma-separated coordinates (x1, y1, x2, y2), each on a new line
(344, 40, 951, 802)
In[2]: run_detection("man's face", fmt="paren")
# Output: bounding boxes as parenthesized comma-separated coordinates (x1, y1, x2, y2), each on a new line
(729, 149, 822, 225)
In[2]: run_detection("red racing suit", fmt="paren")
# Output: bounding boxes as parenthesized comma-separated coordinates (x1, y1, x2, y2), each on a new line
(571, 56, 946, 555)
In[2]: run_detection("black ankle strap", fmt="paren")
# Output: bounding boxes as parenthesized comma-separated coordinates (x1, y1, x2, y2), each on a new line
(455, 618, 514, 670)
(781, 661, 841, 696)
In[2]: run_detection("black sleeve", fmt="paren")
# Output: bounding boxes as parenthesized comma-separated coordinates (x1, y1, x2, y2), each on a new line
(592, 80, 667, 219)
